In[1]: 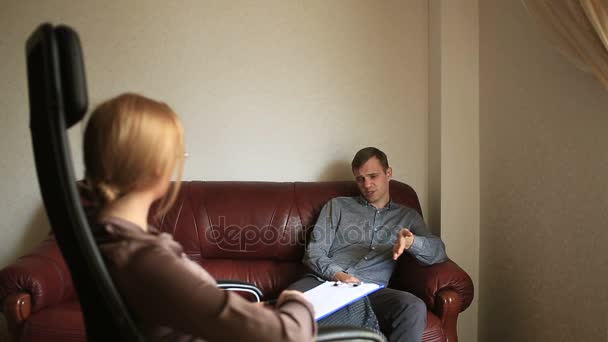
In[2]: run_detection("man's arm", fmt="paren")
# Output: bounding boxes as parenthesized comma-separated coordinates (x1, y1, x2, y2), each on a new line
(393, 211, 447, 265)
(302, 200, 346, 280)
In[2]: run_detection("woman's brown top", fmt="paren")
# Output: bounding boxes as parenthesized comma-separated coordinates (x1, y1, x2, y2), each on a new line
(94, 216, 316, 342)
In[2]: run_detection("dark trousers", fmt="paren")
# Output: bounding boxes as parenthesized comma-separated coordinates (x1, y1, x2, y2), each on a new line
(368, 287, 427, 342)
(289, 276, 426, 342)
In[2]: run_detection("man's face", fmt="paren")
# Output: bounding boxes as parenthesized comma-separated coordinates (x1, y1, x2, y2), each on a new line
(353, 157, 392, 208)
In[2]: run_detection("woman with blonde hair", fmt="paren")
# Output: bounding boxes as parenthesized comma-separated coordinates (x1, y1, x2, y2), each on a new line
(82, 93, 316, 342)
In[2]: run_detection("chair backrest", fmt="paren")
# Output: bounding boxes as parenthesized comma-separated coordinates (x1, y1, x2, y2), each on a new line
(25, 23, 145, 342)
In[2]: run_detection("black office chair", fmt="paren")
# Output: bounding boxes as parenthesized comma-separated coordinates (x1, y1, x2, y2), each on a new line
(25, 23, 385, 342)
(26, 23, 146, 342)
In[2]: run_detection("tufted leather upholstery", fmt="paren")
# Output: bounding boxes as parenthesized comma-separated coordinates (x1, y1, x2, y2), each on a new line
(0, 180, 473, 342)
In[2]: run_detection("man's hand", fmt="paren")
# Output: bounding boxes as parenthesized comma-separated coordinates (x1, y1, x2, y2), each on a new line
(393, 228, 415, 260)
(334, 271, 361, 283)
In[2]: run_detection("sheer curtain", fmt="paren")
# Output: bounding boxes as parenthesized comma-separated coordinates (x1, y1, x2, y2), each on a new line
(522, 0, 608, 89)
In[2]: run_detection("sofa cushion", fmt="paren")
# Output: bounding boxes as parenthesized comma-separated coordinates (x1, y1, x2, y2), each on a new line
(151, 182, 308, 262)
(200, 259, 307, 298)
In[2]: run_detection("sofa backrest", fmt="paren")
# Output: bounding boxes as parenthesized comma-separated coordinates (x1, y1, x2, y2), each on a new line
(149, 180, 421, 298)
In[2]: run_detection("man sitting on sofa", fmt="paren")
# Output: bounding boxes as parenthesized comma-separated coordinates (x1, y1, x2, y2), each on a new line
(302, 147, 448, 342)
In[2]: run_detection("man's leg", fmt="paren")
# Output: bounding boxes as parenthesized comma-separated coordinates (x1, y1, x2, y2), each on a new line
(286, 274, 324, 292)
(367, 288, 426, 342)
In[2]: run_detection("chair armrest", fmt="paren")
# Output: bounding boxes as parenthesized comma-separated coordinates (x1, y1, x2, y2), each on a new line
(316, 325, 387, 342)
(216, 280, 264, 302)
(389, 254, 474, 313)
(0, 236, 75, 314)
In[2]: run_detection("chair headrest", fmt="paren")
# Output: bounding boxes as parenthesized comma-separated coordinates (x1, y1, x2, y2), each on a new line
(55, 25, 88, 128)
(26, 23, 88, 129)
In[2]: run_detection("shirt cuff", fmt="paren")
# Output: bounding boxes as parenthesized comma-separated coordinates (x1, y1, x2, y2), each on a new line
(325, 264, 344, 280)
(408, 235, 425, 255)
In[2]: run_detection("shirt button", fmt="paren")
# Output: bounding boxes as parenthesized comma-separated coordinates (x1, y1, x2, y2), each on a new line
(364, 256, 368, 260)
(371, 246, 376, 250)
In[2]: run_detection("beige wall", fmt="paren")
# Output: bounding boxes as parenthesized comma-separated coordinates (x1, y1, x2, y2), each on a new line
(479, 1, 608, 341)
(0, 1, 430, 339)
(9, 1, 604, 341)
(429, 1, 480, 341)
(0, 0, 429, 265)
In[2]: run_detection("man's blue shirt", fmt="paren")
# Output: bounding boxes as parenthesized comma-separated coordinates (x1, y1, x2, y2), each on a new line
(303, 196, 447, 286)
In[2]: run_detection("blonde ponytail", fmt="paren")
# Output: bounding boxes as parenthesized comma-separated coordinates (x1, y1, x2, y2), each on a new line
(95, 181, 121, 204)
(85, 178, 122, 207)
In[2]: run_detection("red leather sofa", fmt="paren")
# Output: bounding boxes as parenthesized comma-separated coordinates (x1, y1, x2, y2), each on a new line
(0, 180, 474, 342)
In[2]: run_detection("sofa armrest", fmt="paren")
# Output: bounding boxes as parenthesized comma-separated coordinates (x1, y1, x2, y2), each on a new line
(0, 236, 75, 315)
(389, 254, 474, 313)
(2, 292, 31, 337)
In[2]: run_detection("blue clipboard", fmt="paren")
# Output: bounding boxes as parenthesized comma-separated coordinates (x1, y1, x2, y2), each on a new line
(302, 281, 384, 320)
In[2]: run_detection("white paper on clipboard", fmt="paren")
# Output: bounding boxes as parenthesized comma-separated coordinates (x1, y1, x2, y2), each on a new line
(302, 281, 383, 320)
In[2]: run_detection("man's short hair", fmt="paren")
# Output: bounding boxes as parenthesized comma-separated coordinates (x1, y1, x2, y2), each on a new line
(351, 147, 389, 171)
